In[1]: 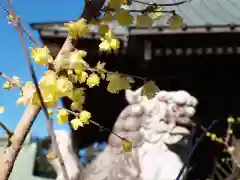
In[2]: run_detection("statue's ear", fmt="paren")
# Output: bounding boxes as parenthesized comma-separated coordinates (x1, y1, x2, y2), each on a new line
(125, 89, 134, 104)
(125, 87, 143, 104)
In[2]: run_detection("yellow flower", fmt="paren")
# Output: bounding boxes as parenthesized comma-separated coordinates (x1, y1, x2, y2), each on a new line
(0, 106, 4, 114)
(79, 110, 91, 124)
(64, 22, 79, 39)
(99, 30, 120, 51)
(3, 81, 11, 89)
(95, 61, 106, 71)
(68, 88, 85, 102)
(31, 90, 58, 108)
(7, 14, 15, 24)
(210, 133, 217, 141)
(95, 61, 106, 79)
(2, 76, 20, 90)
(110, 39, 120, 50)
(227, 116, 235, 124)
(74, 69, 82, 75)
(64, 19, 89, 39)
(71, 118, 84, 130)
(39, 71, 57, 90)
(99, 38, 120, 51)
(71, 101, 83, 111)
(37, 72, 58, 107)
(57, 77, 73, 97)
(30, 46, 52, 66)
(77, 71, 88, 83)
(68, 50, 87, 70)
(56, 109, 69, 124)
(86, 73, 100, 88)
(99, 40, 111, 51)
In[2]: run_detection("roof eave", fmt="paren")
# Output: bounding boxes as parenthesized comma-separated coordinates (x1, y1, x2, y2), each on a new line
(30, 21, 240, 40)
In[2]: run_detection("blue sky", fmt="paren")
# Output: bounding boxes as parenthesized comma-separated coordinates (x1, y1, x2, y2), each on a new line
(0, 0, 84, 137)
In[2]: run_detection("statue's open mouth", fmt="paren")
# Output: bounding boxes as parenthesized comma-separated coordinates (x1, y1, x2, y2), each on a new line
(175, 116, 196, 132)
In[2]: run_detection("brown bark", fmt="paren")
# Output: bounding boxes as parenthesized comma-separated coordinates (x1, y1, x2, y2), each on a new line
(0, 105, 40, 180)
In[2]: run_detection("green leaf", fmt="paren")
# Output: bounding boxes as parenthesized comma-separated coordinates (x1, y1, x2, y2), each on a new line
(121, 139, 132, 152)
(167, 14, 184, 30)
(141, 81, 159, 99)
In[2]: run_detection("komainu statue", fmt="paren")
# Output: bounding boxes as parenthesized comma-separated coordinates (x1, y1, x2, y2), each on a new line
(48, 87, 198, 180)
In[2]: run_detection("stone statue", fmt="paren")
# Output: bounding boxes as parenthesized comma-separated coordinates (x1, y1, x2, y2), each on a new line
(48, 87, 198, 180)
(137, 89, 197, 180)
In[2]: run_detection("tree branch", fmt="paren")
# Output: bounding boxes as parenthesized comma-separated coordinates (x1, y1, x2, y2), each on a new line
(0, 121, 13, 138)
(0, 105, 40, 180)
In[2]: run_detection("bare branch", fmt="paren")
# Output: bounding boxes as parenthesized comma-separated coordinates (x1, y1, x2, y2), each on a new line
(0, 72, 14, 82)
(0, 105, 40, 180)
(130, 0, 192, 6)
(0, 121, 13, 138)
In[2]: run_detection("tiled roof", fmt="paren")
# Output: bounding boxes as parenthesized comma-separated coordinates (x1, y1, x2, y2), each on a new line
(30, 0, 240, 36)
(129, 0, 240, 25)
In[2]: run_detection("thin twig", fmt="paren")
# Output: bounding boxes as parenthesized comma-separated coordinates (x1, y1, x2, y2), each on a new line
(0, 121, 13, 138)
(0, 3, 9, 14)
(16, 23, 69, 180)
(107, 70, 146, 81)
(0, 3, 38, 46)
(19, 23, 39, 46)
(130, 0, 192, 6)
(103, 7, 175, 14)
(60, 107, 126, 141)
(89, 120, 124, 140)
(0, 72, 14, 82)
